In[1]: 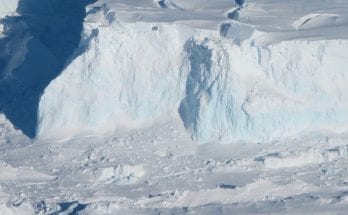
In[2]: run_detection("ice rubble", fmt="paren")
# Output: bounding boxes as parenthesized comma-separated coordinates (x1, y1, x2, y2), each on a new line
(0, 199, 34, 215)
(93, 164, 146, 185)
(36, 0, 348, 143)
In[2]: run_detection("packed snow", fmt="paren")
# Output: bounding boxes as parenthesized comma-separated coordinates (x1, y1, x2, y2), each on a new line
(1, 0, 348, 214)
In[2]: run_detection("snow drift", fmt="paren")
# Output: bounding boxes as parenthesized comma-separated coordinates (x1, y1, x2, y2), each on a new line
(36, 0, 348, 143)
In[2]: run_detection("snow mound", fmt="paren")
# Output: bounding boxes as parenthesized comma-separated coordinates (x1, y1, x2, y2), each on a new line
(0, 201, 34, 215)
(93, 164, 146, 185)
(0, 161, 54, 182)
(0, 189, 34, 215)
(153, 179, 316, 208)
(293, 13, 342, 30)
(154, 0, 183, 10)
(257, 145, 348, 169)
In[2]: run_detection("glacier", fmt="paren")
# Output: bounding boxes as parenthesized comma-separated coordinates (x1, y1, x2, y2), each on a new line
(36, 0, 348, 143)
(3, 1, 348, 214)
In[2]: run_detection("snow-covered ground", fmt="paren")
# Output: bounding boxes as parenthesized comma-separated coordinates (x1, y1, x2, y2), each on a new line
(2, 115, 348, 214)
(1, 0, 348, 214)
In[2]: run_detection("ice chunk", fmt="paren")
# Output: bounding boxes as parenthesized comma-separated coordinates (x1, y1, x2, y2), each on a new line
(94, 164, 146, 185)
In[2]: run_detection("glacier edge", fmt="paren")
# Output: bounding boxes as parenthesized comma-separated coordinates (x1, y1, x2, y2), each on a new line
(37, 3, 348, 144)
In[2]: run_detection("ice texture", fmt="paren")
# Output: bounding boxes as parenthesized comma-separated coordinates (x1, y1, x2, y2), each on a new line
(0, 0, 96, 138)
(33, 0, 348, 143)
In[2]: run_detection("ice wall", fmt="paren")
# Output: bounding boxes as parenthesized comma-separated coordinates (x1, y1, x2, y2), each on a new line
(37, 3, 348, 143)
(37, 19, 195, 137)
(179, 38, 348, 142)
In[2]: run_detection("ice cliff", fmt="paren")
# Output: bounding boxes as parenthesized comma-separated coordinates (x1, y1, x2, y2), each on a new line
(0, 0, 95, 138)
(4, 0, 348, 143)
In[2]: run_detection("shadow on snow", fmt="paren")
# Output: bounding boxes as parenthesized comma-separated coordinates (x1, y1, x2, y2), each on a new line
(0, 0, 96, 138)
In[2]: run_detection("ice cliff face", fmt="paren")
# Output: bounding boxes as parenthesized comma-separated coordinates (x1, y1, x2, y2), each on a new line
(0, 0, 96, 138)
(38, 22, 192, 137)
(35, 1, 348, 143)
